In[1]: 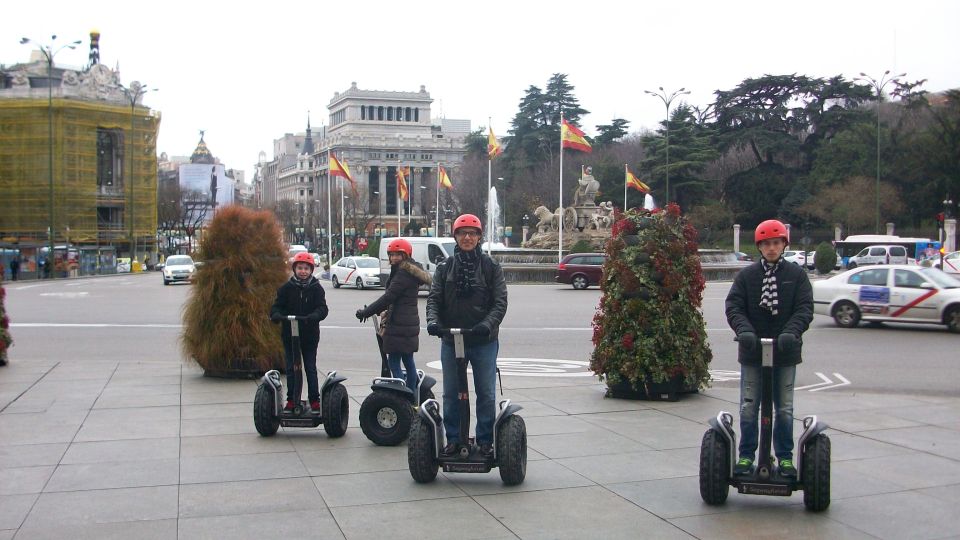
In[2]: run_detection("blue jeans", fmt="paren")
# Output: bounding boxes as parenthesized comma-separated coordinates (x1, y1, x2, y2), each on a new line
(441, 339, 498, 445)
(284, 339, 319, 403)
(387, 352, 418, 394)
(739, 364, 796, 461)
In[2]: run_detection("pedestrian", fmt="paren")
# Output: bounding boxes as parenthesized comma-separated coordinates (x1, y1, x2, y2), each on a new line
(42, 257, 51, 279)
(355, 238, 432, 394)
(725, 219, 813, 478)
(270, 252, 329, 413)
(425, 214, 508, 458)
(9, 257, 19, 281)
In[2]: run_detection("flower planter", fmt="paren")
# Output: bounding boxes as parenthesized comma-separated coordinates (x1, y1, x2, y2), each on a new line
(201, 357, 276, 379)
(605, 375, 698, 402)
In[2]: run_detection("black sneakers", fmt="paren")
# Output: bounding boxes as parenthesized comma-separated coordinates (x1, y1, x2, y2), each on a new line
(480, 443, 494, 458)
(440, 443, 458, 457)
(734, 457, 754, 475)
(779, 458, 797, 478)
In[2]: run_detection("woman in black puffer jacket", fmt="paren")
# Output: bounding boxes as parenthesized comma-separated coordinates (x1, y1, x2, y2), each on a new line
(356, 238, 432, 392)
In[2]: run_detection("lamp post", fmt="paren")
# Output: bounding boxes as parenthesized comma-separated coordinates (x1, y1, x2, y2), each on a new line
(943, 196, 955, 268)
(121, 81, 153, 265)
(644, 86, 690, 204)
(855, 71, 905, 234)
(20, 35, 81, 279)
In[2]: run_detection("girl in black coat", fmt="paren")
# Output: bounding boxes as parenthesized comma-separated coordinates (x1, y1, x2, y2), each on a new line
(356, 239, 432, 393)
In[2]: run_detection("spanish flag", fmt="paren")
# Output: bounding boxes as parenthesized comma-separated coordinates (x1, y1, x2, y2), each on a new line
(561, 119, 592, 153)
(329, 153, 353, 184)
(397, 167, 409, 201)
(626, 167, 650, 193)
(488, 127, 503, 160)
(438, 166, 453, 190)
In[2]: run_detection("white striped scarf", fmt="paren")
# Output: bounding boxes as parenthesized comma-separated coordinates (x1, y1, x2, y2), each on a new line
(759, 258, 781, 315)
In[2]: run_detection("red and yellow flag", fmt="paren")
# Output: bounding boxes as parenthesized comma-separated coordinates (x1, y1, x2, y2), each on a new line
(561, 119, 592, 153)
(329, 153, 353, 184)
(626, 167, 650, 193)
(488, 127, 503, 160)
(397, 167, 409, 201)
(438, 166, 453, 190)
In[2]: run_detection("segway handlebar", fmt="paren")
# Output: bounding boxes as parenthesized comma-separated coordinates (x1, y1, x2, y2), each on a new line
(438, 327, 476, 337)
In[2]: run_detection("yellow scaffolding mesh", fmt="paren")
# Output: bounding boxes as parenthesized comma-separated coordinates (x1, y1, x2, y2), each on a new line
(0, 98, 161, 254)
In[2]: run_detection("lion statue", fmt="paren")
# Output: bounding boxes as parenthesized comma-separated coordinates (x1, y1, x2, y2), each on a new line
(533, 205, 557, 233)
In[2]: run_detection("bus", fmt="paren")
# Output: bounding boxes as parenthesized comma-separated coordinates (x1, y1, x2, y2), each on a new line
(834, 234, 940, 267)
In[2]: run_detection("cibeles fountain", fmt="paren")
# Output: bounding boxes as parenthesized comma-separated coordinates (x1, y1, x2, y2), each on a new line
(523, 166, 620, 251)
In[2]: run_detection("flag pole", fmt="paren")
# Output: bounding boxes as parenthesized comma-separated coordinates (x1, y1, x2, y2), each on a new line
(624, 164, 628, 211)
(327, 151, 333, 263)
(397, 162, 402, 237)
(487, 116, 493, 255)
(408, 167, 412, 226)
(435, 161, 441, 237)
(339, 178, 345, 258)
(558, 111, 564, 265)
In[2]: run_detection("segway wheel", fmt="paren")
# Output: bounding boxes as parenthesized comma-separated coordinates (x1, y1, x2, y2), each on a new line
(497, 415, 527, 486)
(359, 391, 413, 446)
(253, 384, 280, 437)
(699, 429, 730, 505)
(803, 433, 831, 512)
(322, 383, 349, 437)
(407, 415, 439, 483)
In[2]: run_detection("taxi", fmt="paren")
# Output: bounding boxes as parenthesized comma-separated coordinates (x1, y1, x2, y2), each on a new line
(813, 265, 960, 332)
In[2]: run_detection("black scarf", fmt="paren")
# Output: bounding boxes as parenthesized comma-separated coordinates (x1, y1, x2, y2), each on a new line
(453, 246, 480, 298)
(759, 257, 782, 315)
(291, 274, 313, 289)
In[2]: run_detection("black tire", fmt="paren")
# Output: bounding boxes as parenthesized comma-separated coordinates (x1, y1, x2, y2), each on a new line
(831, 300, 861, 328)
(253, 384, 279, 437)
(571, 274, 589, 290)
(699, 429, 730, 505)
(944, 306, 960, 333)
(419, 388, 435, 406)
(408, 415, 439, 483)
(332, 275, 341, 288)
(803, 433, 831, 512)
(359, 390, 413, 446)
(322, 383, 349, 437)
(847, 262, 857, 269)
(497, 415, 527, 485)
(163, 279, 170, 286)
(356, 277, 365, 290)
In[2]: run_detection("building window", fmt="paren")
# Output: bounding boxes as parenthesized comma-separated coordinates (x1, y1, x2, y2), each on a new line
(421, 153, 432, 160)
(396, 106, 403, 121)
(405, 107, 412, 121)
(414, 108, 419, 122)
(404, 153, 416, 160)
(386, 153, 398, 159)
(368, 152, 381, 159)
(309, 190, 313, 196)
(377, 106, 384, 120)
(361, 107, 366, 120)
(96, 128, 122, 188)
(368, 105, 374, 119)
(387, 107, 393, 121)
(300, 190, 305, 196)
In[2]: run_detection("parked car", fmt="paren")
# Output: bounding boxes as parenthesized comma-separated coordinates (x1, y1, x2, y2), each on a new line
(931, 251, 960, 276)
(329, 255, 382, 289)
(813, 265, 960, 332)
(782, 250, 809, 267)
(287, 244, 308, 263)
(556, 253, 606, 290)
(734, 251, 753, 262)
(847, 245, 909, 268)
(162, 255, 196, 285)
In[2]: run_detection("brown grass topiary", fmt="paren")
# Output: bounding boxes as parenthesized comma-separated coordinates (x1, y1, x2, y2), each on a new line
(181, 205, 288, 377)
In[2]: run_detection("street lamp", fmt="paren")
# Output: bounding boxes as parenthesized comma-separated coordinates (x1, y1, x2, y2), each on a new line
(121, 81, 154, 264)
(943, 196, 955, 268)
(855, 70, 906, 234)
(20, 35, 81, 279)
(644, 86, 690, 204)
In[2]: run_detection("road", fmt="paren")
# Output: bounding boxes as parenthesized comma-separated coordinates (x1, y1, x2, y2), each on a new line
(4, 273, 958, 396)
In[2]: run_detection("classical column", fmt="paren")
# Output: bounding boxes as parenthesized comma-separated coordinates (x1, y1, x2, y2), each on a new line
(378, 167, 387, 219)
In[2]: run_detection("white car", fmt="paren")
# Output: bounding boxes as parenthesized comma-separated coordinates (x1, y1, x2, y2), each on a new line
(330, 255, 382, 289)
(931, 251, 960, 276)
(161, 255, 196, 285)
(782, 250, 809, 267)
(813, 264, 960, 332)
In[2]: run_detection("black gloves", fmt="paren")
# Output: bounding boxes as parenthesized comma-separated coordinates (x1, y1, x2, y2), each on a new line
(270, 313, 284, 323)
(427, 322, 440, 336)
(778, 333, 799, 353)
(355, 309, 367, 322)
(472, 323, 491, 337)
(737, 331, 758, 352)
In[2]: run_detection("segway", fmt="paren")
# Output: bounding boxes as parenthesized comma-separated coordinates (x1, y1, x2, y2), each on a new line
(407, 327, 526, 485)
(359, 312, 437, 445)
(254, 315, 349, 437)
(699, 337, 831, 511)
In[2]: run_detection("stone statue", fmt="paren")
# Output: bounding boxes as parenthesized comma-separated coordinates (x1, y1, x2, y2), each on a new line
(533, 205, 558, 233)
(573, 166, 600, 206)
(590, 201, 615, 230)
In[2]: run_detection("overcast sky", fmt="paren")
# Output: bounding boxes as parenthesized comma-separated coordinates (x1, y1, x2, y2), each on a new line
(3, 0, 958, 180)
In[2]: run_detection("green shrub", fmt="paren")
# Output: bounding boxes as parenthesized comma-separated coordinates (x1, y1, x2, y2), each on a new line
(569, 239, 595, 253)
(590, 204, 713, 391)
(814, 242, 837, 275)
(181, 206, 288, 376)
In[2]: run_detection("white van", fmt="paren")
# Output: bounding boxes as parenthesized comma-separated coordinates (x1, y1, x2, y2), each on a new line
(379, 237, 457, 287)
(847, 245, 909, 268)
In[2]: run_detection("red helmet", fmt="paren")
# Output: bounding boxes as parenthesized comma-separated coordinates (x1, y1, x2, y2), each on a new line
(386, 238, 413, 257)
(292, 252, 315, 269)
(453, 214, 483, 234)
(754, 219, 789, 245)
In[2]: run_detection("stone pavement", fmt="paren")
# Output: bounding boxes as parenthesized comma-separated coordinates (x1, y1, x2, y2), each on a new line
(1, 357, 958, 539)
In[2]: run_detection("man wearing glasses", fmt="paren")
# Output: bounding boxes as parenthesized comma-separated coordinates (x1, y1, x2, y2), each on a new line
(426, 214, 509, 458)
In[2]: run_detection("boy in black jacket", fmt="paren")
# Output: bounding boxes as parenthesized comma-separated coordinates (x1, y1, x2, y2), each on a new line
(271, 252, 329, 413)
(725, 219, 813, 478)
